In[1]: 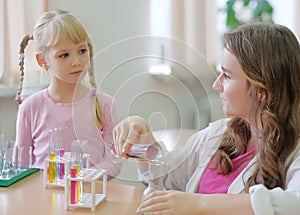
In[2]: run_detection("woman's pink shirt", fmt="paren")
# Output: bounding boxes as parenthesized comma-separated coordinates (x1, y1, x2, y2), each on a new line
(198, 146, 256, 194)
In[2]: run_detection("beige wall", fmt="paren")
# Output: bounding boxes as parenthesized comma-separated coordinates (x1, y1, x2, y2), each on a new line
(47, 0, 222, 129)
(0, 97, 18, 140)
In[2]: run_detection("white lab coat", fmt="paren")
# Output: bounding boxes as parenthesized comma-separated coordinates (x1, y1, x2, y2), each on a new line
(152, 118, 300, 215)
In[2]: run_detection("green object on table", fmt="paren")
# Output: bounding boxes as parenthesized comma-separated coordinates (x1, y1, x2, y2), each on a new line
(0, 168, 40, 187)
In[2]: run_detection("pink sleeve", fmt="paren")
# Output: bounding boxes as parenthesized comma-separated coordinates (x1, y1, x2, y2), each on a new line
(101, 97, 119, 144)
(15, 104, 34, 148)
(15, 103, 36, 165)
(93, 95, 122, 179)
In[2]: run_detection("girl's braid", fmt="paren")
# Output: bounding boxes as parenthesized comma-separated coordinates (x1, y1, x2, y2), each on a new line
(16, 34, 32, 104)
(87, 40, 104, 128)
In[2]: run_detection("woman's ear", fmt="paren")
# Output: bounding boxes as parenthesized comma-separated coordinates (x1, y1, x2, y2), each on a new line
(258, 90, 267, 102)
(36, 53, 49, 70)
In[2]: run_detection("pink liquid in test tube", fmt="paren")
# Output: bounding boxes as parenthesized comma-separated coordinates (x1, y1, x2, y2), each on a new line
(59, 149, 65, 179)
(70, 168, 78, 204)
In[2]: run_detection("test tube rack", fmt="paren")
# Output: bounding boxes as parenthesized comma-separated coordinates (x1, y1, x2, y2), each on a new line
(65, 168, 107, 212)
(43, 154, 71, 188)
(43, 152, 90, 188)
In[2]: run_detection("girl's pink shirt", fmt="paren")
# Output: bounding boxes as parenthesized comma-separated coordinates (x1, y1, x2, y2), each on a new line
(198, 146, 256, 194)
(15, 89, 121, 178)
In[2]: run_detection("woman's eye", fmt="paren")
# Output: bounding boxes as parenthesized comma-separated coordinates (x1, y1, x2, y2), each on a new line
(59, 53, 69, 58)
(223, 72, 230, 80)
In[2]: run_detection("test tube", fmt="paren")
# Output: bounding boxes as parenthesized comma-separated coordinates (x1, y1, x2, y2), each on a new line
(59, 149, 65, 179)
(48, 152, 56, 183)
(49, 128, 64, 181)
(74, 164, 82, 202)
(70, 168, 78, 204)
(71, 140, 86, 202)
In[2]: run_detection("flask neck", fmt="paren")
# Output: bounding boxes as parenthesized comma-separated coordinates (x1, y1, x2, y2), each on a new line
(148, 177, 165, 190)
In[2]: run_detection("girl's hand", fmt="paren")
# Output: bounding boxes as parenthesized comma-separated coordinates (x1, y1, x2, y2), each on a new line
(136, 190, 201, 215)
(113, 115, 157, 158)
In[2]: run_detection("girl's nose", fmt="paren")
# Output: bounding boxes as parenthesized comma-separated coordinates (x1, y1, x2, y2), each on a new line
(212, 74, 223, 92)
(72, 56, 81, 67)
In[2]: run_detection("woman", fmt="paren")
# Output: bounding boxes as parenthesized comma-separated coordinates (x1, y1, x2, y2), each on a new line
(113, 23, 300, 214)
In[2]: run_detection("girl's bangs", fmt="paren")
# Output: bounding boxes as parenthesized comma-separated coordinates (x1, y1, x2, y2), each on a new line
(45, 18, 88, 47)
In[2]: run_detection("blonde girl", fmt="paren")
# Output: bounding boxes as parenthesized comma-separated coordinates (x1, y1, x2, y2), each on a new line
(15, 10, 121, 179)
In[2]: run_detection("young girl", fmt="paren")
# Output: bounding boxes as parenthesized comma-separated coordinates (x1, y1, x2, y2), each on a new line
(113, 23, 300, 214)
(15, 10, 121, 179)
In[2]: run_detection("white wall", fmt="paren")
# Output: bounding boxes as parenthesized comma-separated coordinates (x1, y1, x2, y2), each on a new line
(268, 0, 300, 40)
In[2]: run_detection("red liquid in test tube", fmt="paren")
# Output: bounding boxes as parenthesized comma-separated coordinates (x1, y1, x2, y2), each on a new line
(70, 168, 78, 204)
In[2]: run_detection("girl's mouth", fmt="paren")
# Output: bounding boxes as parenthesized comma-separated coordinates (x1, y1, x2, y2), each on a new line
(70, 70, 82, 75)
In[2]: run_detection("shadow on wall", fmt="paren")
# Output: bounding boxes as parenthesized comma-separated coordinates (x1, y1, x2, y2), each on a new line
(94, 36, 223, 131)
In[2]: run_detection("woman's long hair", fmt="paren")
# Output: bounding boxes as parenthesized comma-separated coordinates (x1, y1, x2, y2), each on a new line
(213, 23, 300, 191)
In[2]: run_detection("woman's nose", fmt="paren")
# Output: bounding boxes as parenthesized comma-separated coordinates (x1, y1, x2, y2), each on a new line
(212, 74, 223, 92)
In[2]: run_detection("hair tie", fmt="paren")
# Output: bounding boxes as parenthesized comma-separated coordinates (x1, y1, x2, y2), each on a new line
(91, 90, 96, 96)
(29, 34, 34, 40)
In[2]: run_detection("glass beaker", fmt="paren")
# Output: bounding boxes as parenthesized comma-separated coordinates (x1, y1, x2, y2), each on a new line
(16, 145, 33, 171)
(49, 127, 63, 156)
(1, 141, 18, 177)
(71, 139, 87, 169)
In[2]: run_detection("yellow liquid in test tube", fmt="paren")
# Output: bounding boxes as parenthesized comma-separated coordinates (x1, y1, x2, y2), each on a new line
(74, 165, 81, 202)
(48, 153, 56, 183)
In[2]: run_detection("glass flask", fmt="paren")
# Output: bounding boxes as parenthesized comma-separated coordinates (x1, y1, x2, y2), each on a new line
(142, 159, 167, 199)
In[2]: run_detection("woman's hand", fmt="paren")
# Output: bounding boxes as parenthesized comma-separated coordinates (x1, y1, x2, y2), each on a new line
(113, 115, 157, 158)
(136, 190, 201, 215)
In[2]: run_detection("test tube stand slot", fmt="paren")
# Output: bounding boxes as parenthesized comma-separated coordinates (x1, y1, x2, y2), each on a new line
(43, 155, 71, 188)
(43, 152, 90, 188)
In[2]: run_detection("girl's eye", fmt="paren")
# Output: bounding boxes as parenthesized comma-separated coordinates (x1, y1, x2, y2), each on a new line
(79, 49, 88, 54)
(59, 53, 69, 58)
